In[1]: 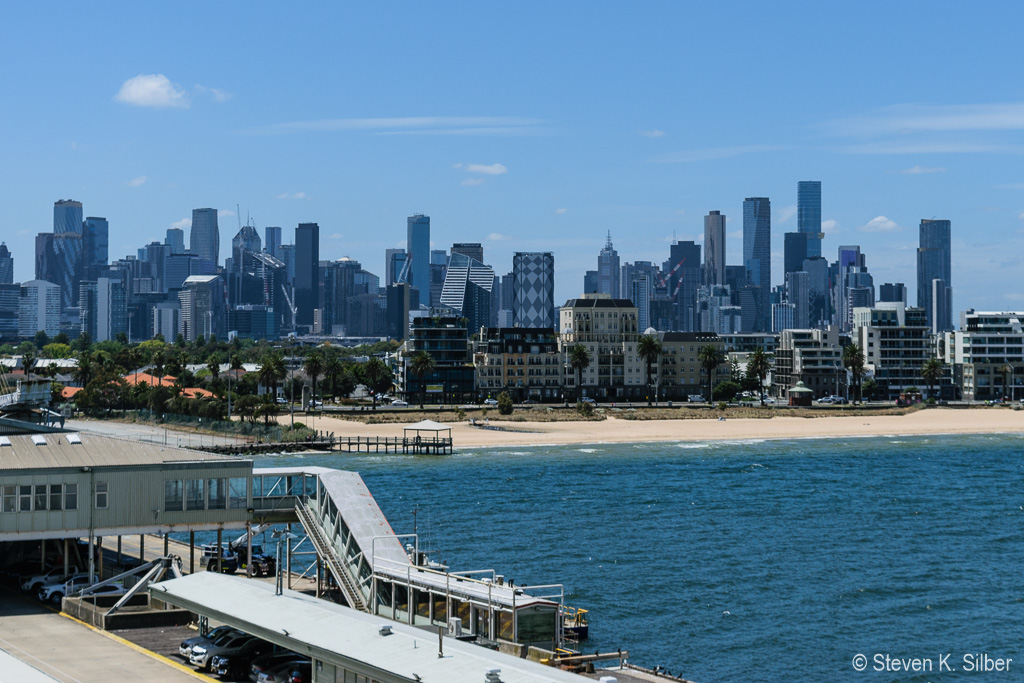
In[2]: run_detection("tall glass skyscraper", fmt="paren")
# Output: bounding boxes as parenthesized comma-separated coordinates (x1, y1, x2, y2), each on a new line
(917, 219, 952, 332)
(797, 181, 822, 258)
(0, 243, 12, 284)
(743, 197, 771, 331)
(190, 208, 220, 266)
(704, 211, 726, 286)
(53, 199, 83, 234)
(513, 252, 555, 328)
(597, 232, 620, 297)
(265, 226, 282, 258)
(407, 214, 431, 305)
(295, 222, 320, 330)
(165, 227, 186, 255)
(83, 216, 109, 278)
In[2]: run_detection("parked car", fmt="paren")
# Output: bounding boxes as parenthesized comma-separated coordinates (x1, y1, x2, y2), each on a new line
(38, 573, 92, 604)
(688, 395, 705, 403)
(521, 398, 539, 405)
(579, 397, 596, 404)
(250, 652, 309, 682)
(199, 543, 239, 573)
(258, 656, 313, 682)
(390, 399, 408, 407)
(483, 398, 498, 405)
(276, 397, 289, 405)
(190, 632, 260, 670)
(179, 625, 242, 660)
(207, 637, 272, 678)
(21, 566, 79, 593)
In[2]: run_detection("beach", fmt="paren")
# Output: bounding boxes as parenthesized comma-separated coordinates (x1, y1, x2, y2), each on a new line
(307, 407, 1024, 449)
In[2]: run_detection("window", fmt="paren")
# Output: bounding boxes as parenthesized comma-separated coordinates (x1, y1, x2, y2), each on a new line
(228, 478, 248, 509)
(207, 478, 226, 509)
(34, 484, 47, 511)
(49, 484, 62, 511)
(164, 480, 183, 512)
(94, 481, 107, 509)
(185, 479, 205, 510)
(64, 483, 78, 511)
(2, 485, 14, 513)
(19, 486, 31, 512)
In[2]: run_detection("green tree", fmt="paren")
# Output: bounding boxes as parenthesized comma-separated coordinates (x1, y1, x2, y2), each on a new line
(861, 378, 878, 401)
(34, 330, 49, 349)
(408, 350, 437, 409)
(360, 357, 394, 408)
(712, 379, 741, 402)
(303, 351, 325, 409)
(72, 354, 95, 389)
(42, 343, 74, 359)
(258, 352, 287, 401)
(636, 334, 663, 406)
(569, 344, 591, 402)
(72, 331, 91, 352)
(698, 344, 725, 404)
(746, 347, 772, 405)
(998, 363, 1013, 400)
(842, 343, 866, 404)
(497, 390, 513, 415)
(920, 357, 945, 401)
(323, 354, 343, 400)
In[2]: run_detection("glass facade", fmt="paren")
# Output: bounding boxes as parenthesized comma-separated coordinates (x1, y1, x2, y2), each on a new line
(797, 181, 822, 258)
(743, 197, 771, 331)
(406, 214, 431, 305)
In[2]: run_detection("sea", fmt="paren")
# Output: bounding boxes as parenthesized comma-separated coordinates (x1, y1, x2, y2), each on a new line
(251, 433, 1024, 682)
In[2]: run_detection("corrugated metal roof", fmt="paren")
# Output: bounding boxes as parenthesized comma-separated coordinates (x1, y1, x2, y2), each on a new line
(153, 573, 588, 683)
(0, 433, 239, 471)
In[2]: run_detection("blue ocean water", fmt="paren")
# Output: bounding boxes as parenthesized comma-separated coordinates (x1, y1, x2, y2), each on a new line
(256, 433, 1024, 682)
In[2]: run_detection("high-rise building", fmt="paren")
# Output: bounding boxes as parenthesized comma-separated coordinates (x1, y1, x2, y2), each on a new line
(743, 197, 771, 331)
(797, 181, 822, 258)
(439, 253, 494, 333)
(917, 219, 952, 332)
(53, 200, 83, 235)
(451, 243, 484, 264)
(386, 283, 419, 341)
(264, 226, 282, 258)
(178, 275, 226, 342)
(189, 208, 220, 266)
(82, 216, 109, 279)
(78, 277, 127, 342)
(0, 243, 12, 284)
(785, 270, 810, 329)
(879, 282, 907, 304)
(772, 302, 795, 333)
(513, 252, 555, 328)
(51, 232, 83, 308)
(165, 227, 186, 255)
(294, 223, 320, 331)
(784, 232, 808, 277)
(386, 248, 407, 287)
(835, 245, 874, 332)
(664, 241, 702, 332)
(630, 274, 651, 331)
(407, 214, 431, 304)
(230, 225, 262, 273)
(597, 232, 620, 296)
(19, 280, 61, 338)
(0, 284, 20, 340)
(704, 211, 726, 286)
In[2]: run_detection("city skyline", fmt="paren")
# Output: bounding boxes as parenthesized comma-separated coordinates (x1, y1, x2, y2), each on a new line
(4, 4, 1024, 311)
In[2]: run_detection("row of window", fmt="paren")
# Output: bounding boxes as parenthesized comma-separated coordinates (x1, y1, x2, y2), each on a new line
(163, 478, 247, 512)
(1, 482, 108, 513)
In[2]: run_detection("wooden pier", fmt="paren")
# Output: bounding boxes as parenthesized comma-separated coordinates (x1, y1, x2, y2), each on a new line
(200, 434, 452, 456)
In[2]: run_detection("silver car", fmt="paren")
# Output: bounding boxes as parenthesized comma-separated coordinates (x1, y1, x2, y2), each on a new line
(179, 625, 241, 659)
(190, 632, 259, 670)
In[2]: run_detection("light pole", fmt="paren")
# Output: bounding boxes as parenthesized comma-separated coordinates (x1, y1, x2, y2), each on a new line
(227, 355, 232, 420)
(272, 528, 298, 596)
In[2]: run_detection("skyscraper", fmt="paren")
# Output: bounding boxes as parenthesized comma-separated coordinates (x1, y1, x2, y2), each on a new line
(784, 232, 808, 276)
(230, 225, 261, 273)
(451, 243, 484, 264)
(797, 181, 822, 258)
(178, 275, 226, 341)
(189, 208, 220, 266)
(19, 280, 61, 338)
(743, 197, 771, 331)
(0, 243, 12, 284)
(704, 211, 726, 286)
(879, 282, 907, 304)
(165, 227, 186, 255)
(513, 252, 555, 328)
(53, 199, 83, 235)
(407, 214, 431, 304)
(665, 240, 702, 331)
(295, 223, 320, 331)
(265, 226, 282, 258)
(386, 248, 407, 287)
(597, 232, 620, 296)
(78, 277, 127, 342)
(439, 252, 494, 333)
(83, 216, 109, 280)
(917, 219, 952, 332)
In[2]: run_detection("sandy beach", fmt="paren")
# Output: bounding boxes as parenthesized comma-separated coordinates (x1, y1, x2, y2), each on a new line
(306, 407, 1024, 449)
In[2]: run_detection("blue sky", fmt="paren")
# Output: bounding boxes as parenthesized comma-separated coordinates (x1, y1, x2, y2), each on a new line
(3, 2, 1024, 314)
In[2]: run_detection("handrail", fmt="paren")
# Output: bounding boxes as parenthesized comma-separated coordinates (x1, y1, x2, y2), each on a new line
(294, 502, 367, 612)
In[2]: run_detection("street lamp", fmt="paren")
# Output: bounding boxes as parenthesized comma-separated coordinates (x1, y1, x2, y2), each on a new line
(271, 528, 298, 596)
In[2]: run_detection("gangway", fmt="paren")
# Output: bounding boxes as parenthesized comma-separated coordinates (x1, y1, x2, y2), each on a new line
(294, 501, 366, 612)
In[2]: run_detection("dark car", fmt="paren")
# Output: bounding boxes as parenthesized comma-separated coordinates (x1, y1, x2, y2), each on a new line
(258, 657, 312, 682)
(179, 625, 243, 659)
(210, 637, 273, 679)
(250, 652, 308, 682)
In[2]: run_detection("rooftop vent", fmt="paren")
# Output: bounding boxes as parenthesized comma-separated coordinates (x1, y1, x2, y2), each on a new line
(0, 436, 10, 447)
(31, 435, 46, 446)
(379, 625, 393, 636)
(485, 669, 503, 683)
(66, 433, 82, 445)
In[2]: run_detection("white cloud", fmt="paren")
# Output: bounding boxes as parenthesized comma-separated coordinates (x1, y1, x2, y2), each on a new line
(243, 116, 544, 136)
(652, 144, 785, 163)
(125, 175, 147, 188)
(640, 129, 665, 138)
(673, 209, 686, 216)
(170, 218, 191, 230)
(487, 233, 509, 241)
(825, 102, 1024, 137)
(461, 178, 484, 186)
(554, 208, 568, 215)
(840, 142, 1021, 155)
(1017, 211, 1024, 220)
(998, 183, 1024, 190)
(900, 165, 946, 174)
(115, 74, 189, 108)
(860, 216, 900, 232)
(821, 219, 838, 234)
(218, 209, 236, 218)
(774, 205, 797, 225)
(195, 84, 232, 102)
(465, 163, 507, 175)
(275, 192, 308, 199)
(17, 229, 30, 236)
(329, 233, 343, 240)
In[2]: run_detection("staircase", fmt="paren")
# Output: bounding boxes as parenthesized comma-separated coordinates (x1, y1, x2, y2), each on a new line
(0, 390, 21, 408)
(294, 502, 367, 612)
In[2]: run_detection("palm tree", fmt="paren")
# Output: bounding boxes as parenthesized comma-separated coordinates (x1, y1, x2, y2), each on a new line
(303, 351, 325, 410)
(842, 343, 866, 404)
(323, 354, 343, 400)
(258, 352, 286, 401)
(361, 357, 393, 409)
(408, 350, 437, 409)
(73, 354, 95, 389)
(569, 344, 591, 402)
(150, 349, 166, 383)
(636, 334, 662, 406)
(920, 357, 945, 401)
(698, 344, 725, 403)
(998, 363, 1013, 401)
(747, 348, 772, 405)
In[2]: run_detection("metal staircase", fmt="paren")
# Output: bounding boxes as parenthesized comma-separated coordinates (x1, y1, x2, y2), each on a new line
(294, 502, 367, 612)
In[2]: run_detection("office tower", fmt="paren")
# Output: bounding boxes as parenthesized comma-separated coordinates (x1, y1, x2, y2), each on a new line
(51, 231, 83, 308)
(597, 232, 620, 296)
(165, 252, 198, 292)
(265, 226, 282, 258)
(19, 280, 61, 337)
(386, 248, 407, 287)
(0, 243, 12, 284)
(835, 245, 874, 332)
(772, 302, 795, 333)
(917, 219, 953, 332)
(141, 241, 171, 293)
(386, 283, 419, 341)
(294, 223, 320, 331)
(230, 225, 261, 273)
(802, 256, 830, 326)
(879, 282, 907, 304)
(53, 199, 83, 234)
(0, 284, 19, 339)
(165, 227, 186, 255)
(931, 279, 953, 334)
(664, 240, 702, 331)
(152, 302, 181, 341)
(407, 214, 431, 304)
(82, 216, 109, 279)
(78, 277, 127, 342)
(513, 252, 555, 328)
(797, 181, 822, 258)
(429, 249, 447, 308)
(583, 270, 599, 294)
(786, 271, 810, 329)
(704, 211, 726, 286)
(439, 252, 494, 332)
(320, 257, 365, 334)
(784, 232, 808, 277)
(178, 275, 226, 341)
(631, 274, 651, 331)
(189, 208, 220, 266)
(451, 243, 484, 264)
(278, 244, 295, 287)
(743, 197, 771, 331)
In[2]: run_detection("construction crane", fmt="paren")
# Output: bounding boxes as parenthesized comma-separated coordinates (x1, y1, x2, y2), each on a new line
(396, 253, 411, 285)
(657, 257, 688, 289)
(281, 284, 298, 328)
